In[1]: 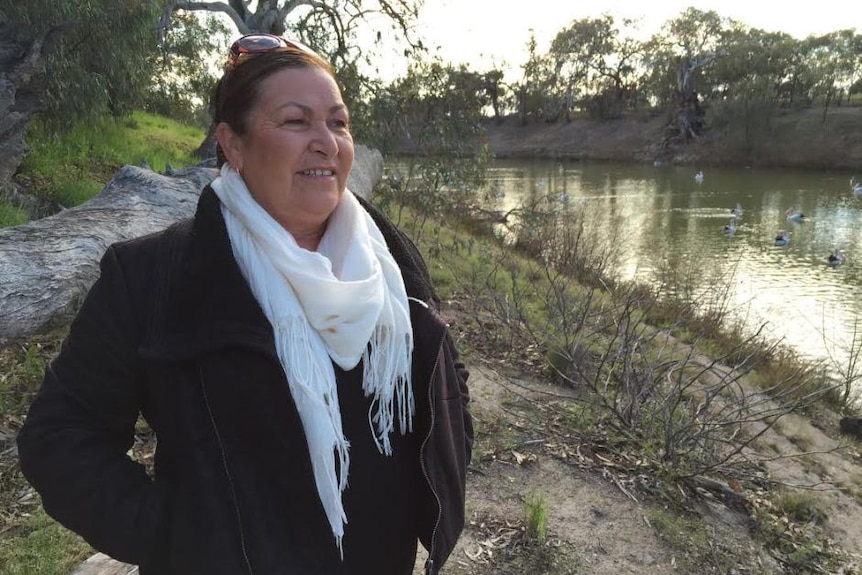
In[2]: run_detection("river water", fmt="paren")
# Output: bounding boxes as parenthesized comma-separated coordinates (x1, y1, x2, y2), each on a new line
(386, 157, 862, 382)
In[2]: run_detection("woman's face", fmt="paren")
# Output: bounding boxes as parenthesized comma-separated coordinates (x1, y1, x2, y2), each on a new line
(217, 66, 354, 240)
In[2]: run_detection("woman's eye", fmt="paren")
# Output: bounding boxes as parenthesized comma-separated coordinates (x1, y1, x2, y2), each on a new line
(330, 119, 350, 130)
(283, 118, 306, 126)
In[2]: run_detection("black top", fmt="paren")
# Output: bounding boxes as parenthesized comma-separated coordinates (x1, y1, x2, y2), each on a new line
(337, 362, 422, 574)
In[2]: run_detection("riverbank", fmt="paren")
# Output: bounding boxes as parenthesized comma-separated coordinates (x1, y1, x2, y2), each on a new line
(482, 106, 862, 172)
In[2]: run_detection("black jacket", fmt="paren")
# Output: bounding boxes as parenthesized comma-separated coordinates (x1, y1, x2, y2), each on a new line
(17, 187, 473, 574)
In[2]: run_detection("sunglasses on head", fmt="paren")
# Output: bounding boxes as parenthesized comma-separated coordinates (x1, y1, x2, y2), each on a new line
(227, 33, 319, 68)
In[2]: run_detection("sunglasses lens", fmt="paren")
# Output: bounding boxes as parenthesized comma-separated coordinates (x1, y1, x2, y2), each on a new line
(231, 34, 286, 58)
(227, 34, 320, 68)
(242, 35, 284, 53)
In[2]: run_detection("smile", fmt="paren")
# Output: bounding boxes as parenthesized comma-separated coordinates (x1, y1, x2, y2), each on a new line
(299, 169, 334, 176)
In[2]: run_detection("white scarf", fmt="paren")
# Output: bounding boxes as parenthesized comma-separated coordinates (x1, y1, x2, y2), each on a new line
(211, 165, 414, 554)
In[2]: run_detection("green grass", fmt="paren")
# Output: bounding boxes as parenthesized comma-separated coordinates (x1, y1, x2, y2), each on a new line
(0, 202, 28, 228)
(10, 110, 204, 217)
(523, 491, 549, 544)
(646, 508, 711, 570)
(1, 333, 74, 574)
(0, 508, 91, 575)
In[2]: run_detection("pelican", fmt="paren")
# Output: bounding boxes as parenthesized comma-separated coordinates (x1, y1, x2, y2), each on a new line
(774, 230, 790, 246)
(731, 202, 743, 217)
(828, 249, 845, 266)
(852, 177, 862, 195)
(785, 208, 806, 223)
(694, 171, 704, 184)
(723, 218, 737, 235)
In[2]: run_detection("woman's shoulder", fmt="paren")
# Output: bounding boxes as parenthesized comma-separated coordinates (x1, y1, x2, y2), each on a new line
(110, 218, 194, 262)
(103, 218, 195, 298)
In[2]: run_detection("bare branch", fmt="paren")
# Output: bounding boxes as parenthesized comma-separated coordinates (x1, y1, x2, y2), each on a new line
(172, 1, 250, 34)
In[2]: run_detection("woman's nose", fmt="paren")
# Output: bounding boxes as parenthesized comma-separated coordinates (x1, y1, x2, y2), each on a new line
(310, 122, 339, 156)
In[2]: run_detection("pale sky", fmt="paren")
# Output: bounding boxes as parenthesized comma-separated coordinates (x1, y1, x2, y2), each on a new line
(403, 0, 861, 81)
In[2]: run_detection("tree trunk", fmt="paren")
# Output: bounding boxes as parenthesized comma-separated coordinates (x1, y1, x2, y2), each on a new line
(0, 145, 383, 348)
(0, 24, 49, 201)
(193, 120, 217, 159)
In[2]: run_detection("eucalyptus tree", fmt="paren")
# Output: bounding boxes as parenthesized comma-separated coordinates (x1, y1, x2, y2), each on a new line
(147, 12, 231, 127)
(482, 69, 507, 123)
(159, 0, 422, 62)
(1, 1, 162, 202)
(546, 14, 644, 119)
(800, 30, 862, 120)
(707, 26, 796, 147)
(369, 58, 491, 229)
(157, 1, 424, 100)
(4, 1, 162, 131)
(517, 31, 559, 123)
(641, 8, 733, 146)
(159, 1, 425, 157)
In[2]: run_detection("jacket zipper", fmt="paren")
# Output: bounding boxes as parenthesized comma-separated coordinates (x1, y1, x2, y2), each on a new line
(420, 335, 445, 575)
(199, 365, 255, 575)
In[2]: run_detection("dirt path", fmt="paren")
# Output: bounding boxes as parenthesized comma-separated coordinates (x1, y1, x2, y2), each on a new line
(421, 361, 862, 574)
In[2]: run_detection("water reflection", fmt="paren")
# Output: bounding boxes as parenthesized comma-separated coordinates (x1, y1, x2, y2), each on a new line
(386, 157, 862, 384)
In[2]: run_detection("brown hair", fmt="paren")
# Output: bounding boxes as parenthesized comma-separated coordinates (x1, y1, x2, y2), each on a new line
(211, 48, 336, 166)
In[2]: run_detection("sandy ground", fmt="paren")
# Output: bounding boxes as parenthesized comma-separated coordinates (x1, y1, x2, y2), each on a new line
(408, 360, 862, 575)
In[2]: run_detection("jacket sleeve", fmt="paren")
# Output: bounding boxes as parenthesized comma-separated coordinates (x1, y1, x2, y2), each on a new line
(16, 245, 165, 565)
(448, 331, 473, 466)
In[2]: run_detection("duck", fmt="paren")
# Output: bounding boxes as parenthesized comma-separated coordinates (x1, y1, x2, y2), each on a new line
(827, 249, 845, 266)
(731, 202, 743, 217)
(723, 218, 737, 235)
(785, 208, 806, 223)
(694, 171, 704, 184)
(774, 230, 790, 246)
(852, 177, 862, 195)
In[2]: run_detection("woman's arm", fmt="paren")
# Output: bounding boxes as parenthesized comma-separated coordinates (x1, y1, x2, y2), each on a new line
(16, 245, 165, 565)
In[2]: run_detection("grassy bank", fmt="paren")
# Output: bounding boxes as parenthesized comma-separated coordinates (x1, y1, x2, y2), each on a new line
(2, 111, 204, 227)
(2, 115, 861, 574)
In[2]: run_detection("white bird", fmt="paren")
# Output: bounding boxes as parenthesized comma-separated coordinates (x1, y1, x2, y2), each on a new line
(852, 177, 862, 195)
(828, 249, 845, 266)
(694, 171, 704, 184)
(774, 230, 790, 246)
(785, 208, 806, 223)
(723, 218, 737, 235)
(731, 202, 743, 217)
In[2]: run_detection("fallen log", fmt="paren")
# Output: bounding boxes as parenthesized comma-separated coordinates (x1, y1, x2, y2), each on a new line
(0, 145, 383, 348)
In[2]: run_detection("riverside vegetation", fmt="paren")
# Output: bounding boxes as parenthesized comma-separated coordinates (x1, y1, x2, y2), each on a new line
(2, 112, 862, 574)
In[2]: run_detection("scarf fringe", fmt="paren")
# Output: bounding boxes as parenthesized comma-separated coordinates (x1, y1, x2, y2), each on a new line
(362, 326, 415, 454)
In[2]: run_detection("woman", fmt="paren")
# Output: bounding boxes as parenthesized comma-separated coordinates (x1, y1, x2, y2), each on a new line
(17, 34, 472, 575)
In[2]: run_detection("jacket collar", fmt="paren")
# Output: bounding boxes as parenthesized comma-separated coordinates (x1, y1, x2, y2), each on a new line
(142, 186, 276, 360)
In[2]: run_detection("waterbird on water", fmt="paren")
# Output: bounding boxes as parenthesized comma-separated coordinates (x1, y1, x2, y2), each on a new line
(694, 171, 704, 184)
(774, 230, 790, 246)
(828, 249, 845, 266)
(723, 219, 737, 235)
(785, 208, 806, 223)
(731, 202, 743, 217)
